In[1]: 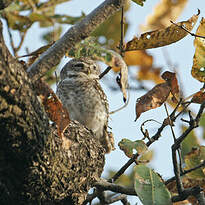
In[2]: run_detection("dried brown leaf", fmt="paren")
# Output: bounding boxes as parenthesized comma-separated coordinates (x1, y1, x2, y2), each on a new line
(161, 71, 179, 103)
(135, 82, 171, 120)
(125, 12, 199, 51)
(191, 90, 205, 104)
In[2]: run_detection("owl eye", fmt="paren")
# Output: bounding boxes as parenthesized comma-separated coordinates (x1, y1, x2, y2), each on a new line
(74, 62, 84, 69)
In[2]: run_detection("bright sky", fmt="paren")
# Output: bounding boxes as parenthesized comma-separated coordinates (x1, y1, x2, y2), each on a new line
(3, 0, 205, 204)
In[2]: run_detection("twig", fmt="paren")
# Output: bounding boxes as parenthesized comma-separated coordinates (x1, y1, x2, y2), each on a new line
(27, 0, 127, 81)
(170, 19, 205, 39)
(109, 87, 130, 114)
(109, 100, 184, 183)
(171, 101, 205, 202)
(94, 179, 136, 195)
(164, 103, 183, 174)
(99, 66, 112, 79)
(119, 6, 125, 56)
(165, 160, 205, 185)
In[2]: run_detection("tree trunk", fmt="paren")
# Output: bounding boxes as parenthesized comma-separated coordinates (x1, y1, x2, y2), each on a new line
(0, 20, 105, 205)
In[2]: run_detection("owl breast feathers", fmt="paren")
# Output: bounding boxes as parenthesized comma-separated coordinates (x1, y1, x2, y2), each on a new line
(56, 58, 114, 153)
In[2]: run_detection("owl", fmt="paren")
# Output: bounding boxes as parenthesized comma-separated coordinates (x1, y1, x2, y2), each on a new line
(56, 58, 114, 153)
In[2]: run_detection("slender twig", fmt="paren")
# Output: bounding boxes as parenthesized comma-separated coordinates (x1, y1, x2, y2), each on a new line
(170, 19, 205, 39)
(99, 66, 112, 79)
(164, 103, 183, 174)
(165, 160, 205, 185)
(119, 6, 125, 56)
(109, 100, 184, 183)
(171, 101, 205, 201)
(109, 87, 130, 114)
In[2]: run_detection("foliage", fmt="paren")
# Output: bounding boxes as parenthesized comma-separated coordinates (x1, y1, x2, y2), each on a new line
(1, 0, 205, 205)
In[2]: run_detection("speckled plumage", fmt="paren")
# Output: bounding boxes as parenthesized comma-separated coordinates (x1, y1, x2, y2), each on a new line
(56, 58, 114, 153)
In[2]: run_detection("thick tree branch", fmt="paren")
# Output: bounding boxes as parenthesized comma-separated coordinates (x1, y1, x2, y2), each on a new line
(27, 0, 127, 81)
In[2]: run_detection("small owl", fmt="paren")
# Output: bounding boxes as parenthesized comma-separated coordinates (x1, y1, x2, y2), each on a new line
(56, 58, 114, 153)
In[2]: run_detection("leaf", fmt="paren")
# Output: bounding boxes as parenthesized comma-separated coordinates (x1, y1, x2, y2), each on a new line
(161, 71, 179, 102)
(140, 0, 188, 31)
(191, 90, 205, 104)
(91, 2, 130, 48)
(135, 82, 171, 120)
(138, 150, 154, 164)
(67, 38, 128, 102)
(181, 126, 199, 160)
(118, 139, 148, 158)
(184, 146, 205, 180)
(131, 0, 146, 6)
(191, 17, 205, 82)
(134, 165, 172, 205)
(37, 81, 70, 138)
(125, 12, 199, 51)
(199, 113, 205, 140)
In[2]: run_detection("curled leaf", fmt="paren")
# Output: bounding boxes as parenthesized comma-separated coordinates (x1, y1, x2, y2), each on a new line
(161, 71, 179, 102)
(118, 139, 148, 158)
(36, 81, 70, 138)
(125, 12, 199, 51)
(135, 82, 171, 120)
(191, 17, 205, 82)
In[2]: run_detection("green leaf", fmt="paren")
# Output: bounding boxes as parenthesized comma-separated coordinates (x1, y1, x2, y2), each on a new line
(118, 139, 148, 158)
(132, 0, 146, 6)
(199, 113, 205, 140)
(181, 126, 199, 160)
(134, 165, 172, 205)
(184, 146, 205, 180)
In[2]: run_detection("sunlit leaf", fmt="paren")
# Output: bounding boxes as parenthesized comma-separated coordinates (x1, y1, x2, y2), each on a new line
(125, 12, 199, 51)
(138, 150, 154, 163)
(140, 0, 188, 31)
(184, 146, 205, 180)
(191, 17, 205, 82)
(138, 67, 163, 84)
(118, 139, 148, 158)
(131, 0, 146, 7)
(134, 165, 172, 205)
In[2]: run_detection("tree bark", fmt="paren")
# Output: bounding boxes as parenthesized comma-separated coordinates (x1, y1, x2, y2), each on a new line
(0, 19, 105, 205)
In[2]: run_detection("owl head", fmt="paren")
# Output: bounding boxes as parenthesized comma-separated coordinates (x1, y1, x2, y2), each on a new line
(60, 58, 101, 80)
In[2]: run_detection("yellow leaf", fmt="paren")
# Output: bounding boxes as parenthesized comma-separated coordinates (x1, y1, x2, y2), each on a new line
(191, 17, 205, 82)
(125, 12, 199, 51)
(141, 0, 187, 31)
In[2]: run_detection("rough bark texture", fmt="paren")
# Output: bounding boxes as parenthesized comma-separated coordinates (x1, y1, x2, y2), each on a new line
(27, 0, 126, 81)
(0, 19, 105, 205)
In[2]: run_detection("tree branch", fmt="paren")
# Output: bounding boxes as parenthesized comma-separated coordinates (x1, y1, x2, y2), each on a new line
(27, 0, 127, 81)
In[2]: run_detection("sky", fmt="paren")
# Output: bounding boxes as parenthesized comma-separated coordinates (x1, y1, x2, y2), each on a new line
(3, 0, 205, 204)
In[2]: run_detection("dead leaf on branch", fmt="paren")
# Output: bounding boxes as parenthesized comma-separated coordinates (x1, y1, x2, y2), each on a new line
(135, 71, 179, 120)
(161, 71, 179, 103)
(36, 81, 70, 138)
(191, 90, 205, 104)
(191, 17, 205, 82)
(125, 12, 199, 51)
